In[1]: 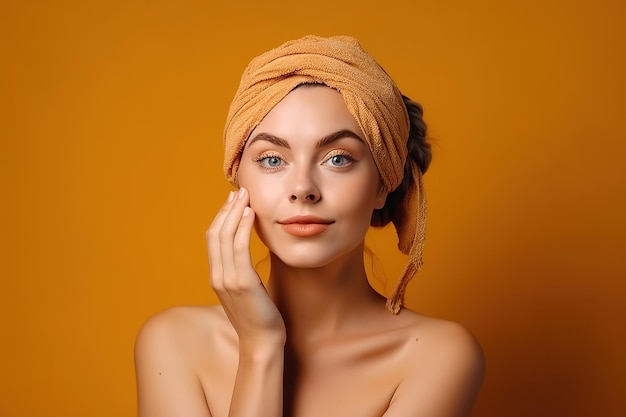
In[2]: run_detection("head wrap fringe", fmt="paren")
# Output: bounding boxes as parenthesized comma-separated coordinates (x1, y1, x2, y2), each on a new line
(386, 165, 427, 314)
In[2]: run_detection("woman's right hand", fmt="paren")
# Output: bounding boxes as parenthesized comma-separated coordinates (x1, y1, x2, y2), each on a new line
(206, 188, 286, 349)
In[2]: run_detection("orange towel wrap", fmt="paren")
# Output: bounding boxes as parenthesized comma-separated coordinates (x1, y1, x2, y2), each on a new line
(223, 35, 426, 314)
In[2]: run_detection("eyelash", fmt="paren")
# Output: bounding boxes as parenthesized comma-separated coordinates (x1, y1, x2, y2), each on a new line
(253, 150, 357, 171)
(324, 151, 356, 168)
(253, 153, 285, 171)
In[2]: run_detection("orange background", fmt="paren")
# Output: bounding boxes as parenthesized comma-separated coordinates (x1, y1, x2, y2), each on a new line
(2, 0, 625, 416)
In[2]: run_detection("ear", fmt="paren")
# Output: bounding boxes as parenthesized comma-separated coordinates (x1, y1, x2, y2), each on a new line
(374, 185, 387, 210)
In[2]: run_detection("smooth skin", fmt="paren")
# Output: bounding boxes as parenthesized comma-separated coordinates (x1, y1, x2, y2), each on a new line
(135, 86, 484, 417)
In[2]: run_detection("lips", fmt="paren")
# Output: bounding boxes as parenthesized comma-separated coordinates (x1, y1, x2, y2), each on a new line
(278, 215, 334, 237)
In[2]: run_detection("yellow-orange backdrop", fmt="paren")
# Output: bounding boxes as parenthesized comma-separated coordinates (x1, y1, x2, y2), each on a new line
(2, 0, 625, 416)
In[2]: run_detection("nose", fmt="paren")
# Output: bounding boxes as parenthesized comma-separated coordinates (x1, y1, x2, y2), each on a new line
(289, 166, 321, 203)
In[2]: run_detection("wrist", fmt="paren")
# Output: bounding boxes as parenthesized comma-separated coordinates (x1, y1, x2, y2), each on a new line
(238, 343, 284, 373)
(239, 338, 284, 357)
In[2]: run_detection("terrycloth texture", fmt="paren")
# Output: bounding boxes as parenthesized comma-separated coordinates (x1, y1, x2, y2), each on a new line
(223, 35, 426, 313)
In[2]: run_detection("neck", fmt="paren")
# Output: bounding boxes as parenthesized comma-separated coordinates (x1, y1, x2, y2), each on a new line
(266, 245, 383, 348)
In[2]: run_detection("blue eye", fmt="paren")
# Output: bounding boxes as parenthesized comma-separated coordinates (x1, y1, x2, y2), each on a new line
(259, 156, 283, 168)
(267, 156, 282, 167)
(327, 154, 353, 167)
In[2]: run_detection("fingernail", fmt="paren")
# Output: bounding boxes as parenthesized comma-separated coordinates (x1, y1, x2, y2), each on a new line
(243, 206, 251, 216)
(238, 188, 246, 199)
(227, 191, 234, 202)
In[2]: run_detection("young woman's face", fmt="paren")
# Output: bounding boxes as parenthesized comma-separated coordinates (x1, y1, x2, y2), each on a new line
(238, 85, 387, 269)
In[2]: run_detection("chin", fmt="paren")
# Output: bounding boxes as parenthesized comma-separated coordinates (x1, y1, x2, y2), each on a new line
(271, 253, 335, 269)
(266, 240, 363, 271)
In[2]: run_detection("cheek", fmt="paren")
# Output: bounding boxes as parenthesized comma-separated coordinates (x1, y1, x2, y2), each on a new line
(331, 175, 381, 216)
(238, 164, 259, 204)
(240, 174, 280, 217)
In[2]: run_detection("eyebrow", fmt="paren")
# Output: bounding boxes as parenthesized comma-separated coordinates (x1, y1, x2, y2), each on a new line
(247, 129, 364, 149)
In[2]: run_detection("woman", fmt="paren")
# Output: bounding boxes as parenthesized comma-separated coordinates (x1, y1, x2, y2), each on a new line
(135, 35, 484, 417)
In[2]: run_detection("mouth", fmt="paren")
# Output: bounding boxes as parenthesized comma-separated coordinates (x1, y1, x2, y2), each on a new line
(277, 215, 334, 237)
(278, 215, 334, 225)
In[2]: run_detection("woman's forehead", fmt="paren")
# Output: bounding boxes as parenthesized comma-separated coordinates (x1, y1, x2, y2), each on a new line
(250, 85, 365, 141)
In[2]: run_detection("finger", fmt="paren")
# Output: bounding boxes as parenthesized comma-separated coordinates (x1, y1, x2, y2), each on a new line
(218, 188, 252, 289)
(232, 205, 256, 283)
(207, 191, 236, 241)
(207, 191, 236, 289)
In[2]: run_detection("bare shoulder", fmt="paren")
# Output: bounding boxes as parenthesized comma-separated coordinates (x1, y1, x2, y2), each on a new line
(136, 305, 232, 349)
(399, 309, 483, 363)
(384, 309, 485, 417)
(134, 305, 235, 417)
(135, 304, 239, 374)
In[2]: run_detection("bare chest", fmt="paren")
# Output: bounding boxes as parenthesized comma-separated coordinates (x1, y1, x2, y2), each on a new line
(283, 348, 403, 417)
(200, 333, 414, 417)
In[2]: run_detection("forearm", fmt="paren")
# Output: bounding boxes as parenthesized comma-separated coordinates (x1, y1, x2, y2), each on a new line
(228, 343, 284, 417)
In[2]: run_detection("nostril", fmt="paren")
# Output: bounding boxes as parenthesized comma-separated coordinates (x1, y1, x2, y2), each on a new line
(290, 192, 320, 202)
